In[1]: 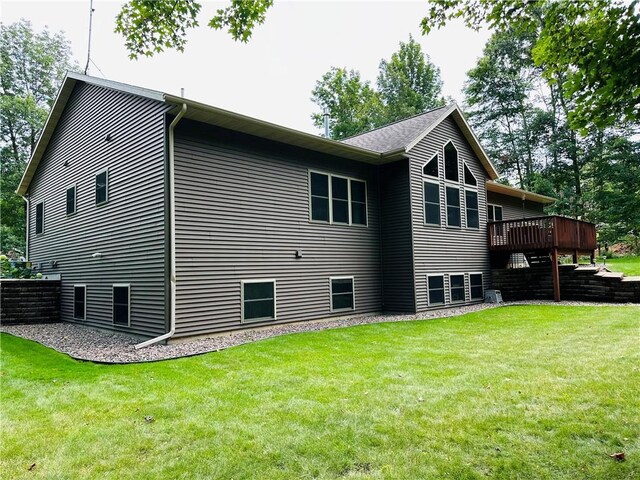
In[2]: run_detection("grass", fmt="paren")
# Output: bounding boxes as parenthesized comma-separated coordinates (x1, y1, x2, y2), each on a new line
(1, 305, 639, 479)
(602, 256, 640, 276)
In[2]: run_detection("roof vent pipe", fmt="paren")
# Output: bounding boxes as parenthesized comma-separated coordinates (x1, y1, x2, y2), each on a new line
(180, 87, 184, 97)
(323, 107, 330, 138)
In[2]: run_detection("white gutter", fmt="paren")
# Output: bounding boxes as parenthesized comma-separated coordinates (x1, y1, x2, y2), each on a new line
(135, 103, 187, 349)
(22, 195, 30, 260)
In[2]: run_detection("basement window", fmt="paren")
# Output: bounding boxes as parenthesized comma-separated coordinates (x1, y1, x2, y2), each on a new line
(74, 285, 86, 320)
(35, 201, 44, 235)
(95, 169, 108, 206)
(113, 284, 130, 326)
(242, 280, 276, 322)
(330, 277, 355, 311)
(449, 274, 466, 303)
(66, 185, 76, 215)
(470, 273, 483, 300)
(427, 275, 445, 306)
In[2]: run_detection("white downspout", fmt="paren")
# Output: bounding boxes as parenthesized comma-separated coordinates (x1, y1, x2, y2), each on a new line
(22, 195, 30, 260)
(135, 103, 187, 349)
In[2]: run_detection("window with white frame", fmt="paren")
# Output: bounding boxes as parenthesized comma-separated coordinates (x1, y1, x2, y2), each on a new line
(309, 171, 367, 226)
(113, 284, 130, 326)
(35, 201, 44, 235)
(73, 285, 86, 320)
(444, 142, 459, 182)
(330, 277, 355, 311)
(449, 274, 466, 303)
(424, 181, 440, 226)
(465, 190, 479, 228)
(423, 154, 438, 178)
(242, 280, 276, 322)
(446, 186, 461, 227)
(95, 169, 108, 206)
(487, 204, 503, 222)
(66, 185, 76, 215)
(463, 163, 477, 187)
(470, 273, 483, 300)
(427, 275, 445, 306)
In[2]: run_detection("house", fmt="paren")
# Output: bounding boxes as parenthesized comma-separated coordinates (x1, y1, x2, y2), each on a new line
(17, 73, 559, 346)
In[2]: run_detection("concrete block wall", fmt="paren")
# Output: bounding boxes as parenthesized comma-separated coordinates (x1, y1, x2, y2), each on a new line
(0, 280, 61, 324)
(492, 265, 640, 303)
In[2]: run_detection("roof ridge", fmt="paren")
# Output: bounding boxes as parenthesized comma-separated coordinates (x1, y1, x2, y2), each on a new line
(340, 104, 450, 141)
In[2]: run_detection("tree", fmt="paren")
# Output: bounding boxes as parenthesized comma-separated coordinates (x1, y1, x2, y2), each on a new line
(310, 68, 383, 140)
(376, 35, 445, 123)
(115, 0, 273, 58)
(0, 20, 77, 253)
(422, 0, 640, 132)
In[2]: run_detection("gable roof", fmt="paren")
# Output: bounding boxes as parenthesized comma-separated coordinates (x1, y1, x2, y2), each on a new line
(342, 103, 499, 180)
(18, 74, 500, 196)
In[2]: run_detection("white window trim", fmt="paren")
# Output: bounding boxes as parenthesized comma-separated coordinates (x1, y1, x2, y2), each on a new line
(487, 203, 503, 222)
(112, 283, 131, 327)
(444, 184, 462, 229)
(329, 276, 355, 312)
(443, 141, 460, 184)
(308, 170, 368, 227)
(35, 200, 45, 236)
(469, 272, 484, 301)
(448, 273, 467, 304)
(95, 167, 109, 206)
(73, 284, 87, 320)
(422, 154, 439, 179)
(66, 183, 77, 216)
(464, 187, 480, 230)
(241, 279, 277, 323)
(426, 274, 446, 306)
(463, 162, 478, 187)
(423, 179, 441, 227)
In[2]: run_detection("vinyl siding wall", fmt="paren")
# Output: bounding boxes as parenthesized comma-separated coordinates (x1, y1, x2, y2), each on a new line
(379, 160, 415, 312)
(408, 116, 491, 311)
(487, 191, 545, 220)
(173, 120, 382, 337)
(26, 83, 170, 337)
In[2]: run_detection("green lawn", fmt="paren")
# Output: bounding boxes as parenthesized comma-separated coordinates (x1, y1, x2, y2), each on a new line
(2, 306, 639, 479)
(603, 256, 640, 276)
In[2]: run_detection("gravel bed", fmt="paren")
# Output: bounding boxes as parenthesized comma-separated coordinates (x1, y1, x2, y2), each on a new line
(1, 301, 636, 364)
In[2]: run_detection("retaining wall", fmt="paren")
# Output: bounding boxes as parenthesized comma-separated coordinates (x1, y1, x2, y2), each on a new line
(492, 265, 640, 303)
(0, 280, 61, 324)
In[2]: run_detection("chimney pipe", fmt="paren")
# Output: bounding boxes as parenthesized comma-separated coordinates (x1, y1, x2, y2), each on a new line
(323, 107, 330, 138)
(180, 87, 185, 97)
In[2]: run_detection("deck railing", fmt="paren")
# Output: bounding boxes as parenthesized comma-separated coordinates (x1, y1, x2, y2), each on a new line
(488, 215, 596, 253)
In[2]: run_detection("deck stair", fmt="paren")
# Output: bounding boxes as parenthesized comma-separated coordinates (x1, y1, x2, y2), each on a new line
(523, 252, 551, 267)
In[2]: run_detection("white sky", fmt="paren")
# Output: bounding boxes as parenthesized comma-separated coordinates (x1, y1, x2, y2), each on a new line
(1, 0, 490, 134)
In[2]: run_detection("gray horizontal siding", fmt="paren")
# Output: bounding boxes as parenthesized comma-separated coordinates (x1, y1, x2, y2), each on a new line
(27, 82, 170, 337)
(487, 191, 545, 220)
(408, 116, 491, 311)
(379, 160, 415, 312)
(173, 120, 382, 337)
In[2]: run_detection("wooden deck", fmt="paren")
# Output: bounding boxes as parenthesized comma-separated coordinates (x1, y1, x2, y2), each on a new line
(488, 215, 596, 254)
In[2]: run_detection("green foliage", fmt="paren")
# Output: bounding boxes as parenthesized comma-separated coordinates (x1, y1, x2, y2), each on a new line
(115, 0, 273, 58)
(2, 306, 640, 478)
(377, 35, 445, 123)
(312, 37, 444, 139)
(0, 255, 37, 278)
(115, 0, 201, 58)
(423, 0, 640, 131)
(310, 68, 383, 140)
(0, 20, 77, 253)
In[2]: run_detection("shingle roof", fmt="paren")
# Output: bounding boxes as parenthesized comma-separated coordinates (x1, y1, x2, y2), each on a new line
(341, 106, 449, 153)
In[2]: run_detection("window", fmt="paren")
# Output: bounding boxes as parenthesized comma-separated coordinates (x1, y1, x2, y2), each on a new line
(242, 280, 276, 322)
(423, 155, 438, 178)
(309, 171, 367, 226)
(487, 204, 503, 222)
(330, 277, 354, 311)
(95, 169, 108, 205)
(444, 142, 459, 182)
(465, 190, 479, 229)
(310, 172, 329, 222)
(332, 176, 349, 224)
(74, 285, 86, 320)
(35, 201, 44, 235)
(66, 185, 76, 215)
(464, 163, 477, 186)
(427, 275, 445, 306)
(113, 284, 130, 326)
(424, 182, 440, 226)
(446, 186, 461, 227)
(470, 273, 483, 300)
(350, 180, 367, 226)
(450, 274, 465, 303)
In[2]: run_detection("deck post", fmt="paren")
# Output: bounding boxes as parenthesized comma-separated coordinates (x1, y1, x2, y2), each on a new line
(573, 249, 579, 264)
(551, 248, 561, 302)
